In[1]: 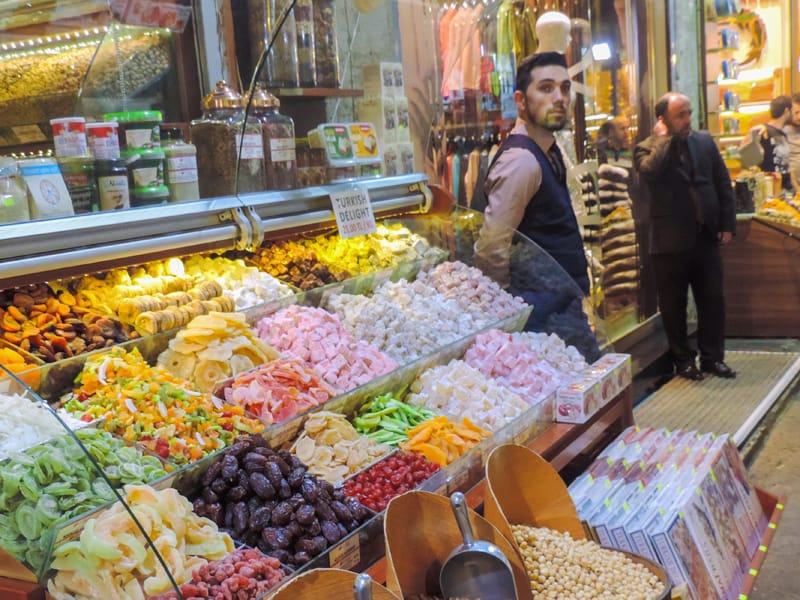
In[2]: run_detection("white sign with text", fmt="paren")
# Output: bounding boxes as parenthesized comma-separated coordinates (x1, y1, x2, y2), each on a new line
(330, 188, 376, 239)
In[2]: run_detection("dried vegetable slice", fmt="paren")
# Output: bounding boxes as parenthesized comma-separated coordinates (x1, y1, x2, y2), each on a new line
(62, 347, 263, 464)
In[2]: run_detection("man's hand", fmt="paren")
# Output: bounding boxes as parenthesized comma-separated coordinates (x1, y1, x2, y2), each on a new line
(718, 231, 733, 245)
(653, 118, 669, 137)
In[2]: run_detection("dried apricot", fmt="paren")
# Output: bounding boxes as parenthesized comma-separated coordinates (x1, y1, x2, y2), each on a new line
(2, 315, 22, 332)
(6, 305, 26, 322)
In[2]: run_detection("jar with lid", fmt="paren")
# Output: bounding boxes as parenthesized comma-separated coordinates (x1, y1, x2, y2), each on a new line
(313, 0, 340, 87)
(0, 158, 30, 223)
(161, 127, 200, 202)
(250, 85, 297, 190)
(295, 0, 316, 87)
(247, 0, 299, 87)
(95, 158, 130, 210)
(190, 81, 266, 198)
(57, 156, 99, 213)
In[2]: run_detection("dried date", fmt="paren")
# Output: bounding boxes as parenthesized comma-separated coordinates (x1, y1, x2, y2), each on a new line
(249, 472, 275, 500)
(270, 501, 293, 526)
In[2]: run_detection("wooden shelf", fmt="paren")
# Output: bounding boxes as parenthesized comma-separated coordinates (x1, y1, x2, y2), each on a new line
(270, 87, 363, 98)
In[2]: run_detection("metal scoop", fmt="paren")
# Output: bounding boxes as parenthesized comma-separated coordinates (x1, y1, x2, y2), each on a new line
(353, 573, 373, 600)
(440, 492, 518, 600)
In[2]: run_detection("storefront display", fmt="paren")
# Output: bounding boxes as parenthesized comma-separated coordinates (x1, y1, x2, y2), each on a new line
(0, 0, 791, 598)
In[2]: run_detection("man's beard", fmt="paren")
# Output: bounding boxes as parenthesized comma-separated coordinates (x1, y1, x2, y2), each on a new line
(528, 106, 568, 131)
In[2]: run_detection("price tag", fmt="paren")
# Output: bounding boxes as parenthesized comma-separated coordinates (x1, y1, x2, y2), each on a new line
(330, 188, 376, 239)
(329, 532, 360, 570)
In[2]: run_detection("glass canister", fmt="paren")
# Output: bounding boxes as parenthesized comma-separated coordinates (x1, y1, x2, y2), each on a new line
(0, 158, 30, 223)
(295, 0, 316, 87)
(95, 158, 130, 210)
(250, 85, 297, 190)
(161, 127, 200, 202)
(190, 81, 266, 198)
(247, 0, 299, 88)
(57, 156, 99, 213)
(313, 0, 340, 87)
(103, 111, 162, 150)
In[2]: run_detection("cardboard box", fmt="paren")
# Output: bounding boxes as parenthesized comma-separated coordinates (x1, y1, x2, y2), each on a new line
(555, 375, 602, 423)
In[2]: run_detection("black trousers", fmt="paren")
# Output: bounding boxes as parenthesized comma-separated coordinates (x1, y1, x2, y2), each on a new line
(651, 232, 726, 367)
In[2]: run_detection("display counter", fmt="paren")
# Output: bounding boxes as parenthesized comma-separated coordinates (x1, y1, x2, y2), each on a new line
(722, 214, 800, 336)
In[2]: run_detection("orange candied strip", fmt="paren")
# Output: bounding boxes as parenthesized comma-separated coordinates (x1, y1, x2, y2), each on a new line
(400, 416, 491, 467)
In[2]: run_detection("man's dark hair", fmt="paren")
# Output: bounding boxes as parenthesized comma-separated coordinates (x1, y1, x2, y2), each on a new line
(770, 95, 792, 118)
(793, 92, 800, 105)
(515, 52, 569, 93)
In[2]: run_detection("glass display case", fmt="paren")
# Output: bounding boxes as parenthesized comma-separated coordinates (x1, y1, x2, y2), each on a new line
(0, 0, 634, 596)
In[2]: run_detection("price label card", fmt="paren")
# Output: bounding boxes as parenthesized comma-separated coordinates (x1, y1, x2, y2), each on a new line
(330, 188, 376, 239)
(329, 532, 360, 570)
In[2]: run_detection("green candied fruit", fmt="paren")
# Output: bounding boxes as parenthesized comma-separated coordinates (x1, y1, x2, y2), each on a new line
(0, 427, 169, 573)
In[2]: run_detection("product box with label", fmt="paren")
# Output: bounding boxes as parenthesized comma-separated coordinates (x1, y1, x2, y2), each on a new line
(363, 62, 404, 97)
(555, 375, 602, 423)
(394, 96, 410, 142)
(382, 144, 398, 177)
(582, 353, 632, 405)
(17, 158, 75, 219)
(397, 142, 415, 174)
(358, 96, 396, 145)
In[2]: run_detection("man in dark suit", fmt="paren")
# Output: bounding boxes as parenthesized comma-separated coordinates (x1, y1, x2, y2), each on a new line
(634, 92, 737, 380)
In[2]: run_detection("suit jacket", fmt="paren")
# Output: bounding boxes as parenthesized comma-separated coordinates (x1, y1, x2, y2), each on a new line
(634, 130, 736, 253)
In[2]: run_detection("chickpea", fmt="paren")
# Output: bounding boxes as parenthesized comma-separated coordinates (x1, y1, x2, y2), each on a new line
(511, 524, 666, 600)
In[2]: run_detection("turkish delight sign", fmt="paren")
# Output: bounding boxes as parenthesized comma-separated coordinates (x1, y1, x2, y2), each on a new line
(330, 188, 376, 239)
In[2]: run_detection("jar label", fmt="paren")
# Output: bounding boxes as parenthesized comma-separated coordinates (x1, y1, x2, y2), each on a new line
(270, 138, 296, 163)
(236, 133, 265, 160)
(53, 132, 88, 158)
(88, 135, 121, 159)
(98, 175, 130, 210)
(1, 194, 15, 207)
(167, 156, 199, 183)
(131, 165, 163, 187)
(125, 127, 157, 149)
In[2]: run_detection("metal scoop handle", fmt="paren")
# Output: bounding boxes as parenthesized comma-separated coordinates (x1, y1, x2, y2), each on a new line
(451, 492, 475, 547)
(354, 572, 373, 600)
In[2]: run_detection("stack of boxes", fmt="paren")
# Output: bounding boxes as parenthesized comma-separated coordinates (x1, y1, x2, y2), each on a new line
(359, 62, 414, 176)
(568, 427, 768, 600)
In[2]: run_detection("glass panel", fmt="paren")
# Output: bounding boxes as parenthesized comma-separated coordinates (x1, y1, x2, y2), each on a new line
(0, 363, 181, 596)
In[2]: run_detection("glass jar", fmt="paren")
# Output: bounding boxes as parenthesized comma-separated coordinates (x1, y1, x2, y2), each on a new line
(103, 110, 162, 150)
(0, 158, 30, 223)
(95, 158, 130, 210)
(250, 85, 297, 190)
(161, 127, 200, 202)
(190, 81, 266, 198)
(57, 156, 99, 213)
(295, 0, 316, 87)
(248, 0, 299, 88)
(313, 0, 340, 87)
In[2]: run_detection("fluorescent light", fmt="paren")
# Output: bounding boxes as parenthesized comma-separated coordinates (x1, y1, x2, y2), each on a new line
(585, 113, 609, 122)
(591, 43, 611, 61)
